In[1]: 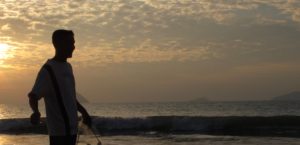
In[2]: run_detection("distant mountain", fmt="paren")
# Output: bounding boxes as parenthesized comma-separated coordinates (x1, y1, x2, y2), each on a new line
(273, 91, 300, 101)
(76, 92, 89, 103)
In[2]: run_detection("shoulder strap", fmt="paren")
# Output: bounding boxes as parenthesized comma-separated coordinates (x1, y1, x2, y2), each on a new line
(43, 64, 71, 136)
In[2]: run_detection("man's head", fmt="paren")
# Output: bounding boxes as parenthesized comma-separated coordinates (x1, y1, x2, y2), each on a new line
(52, 29, 75, 58)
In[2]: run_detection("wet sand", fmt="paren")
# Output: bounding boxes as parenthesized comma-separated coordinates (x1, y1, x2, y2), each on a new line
(1, 134, 300, 145)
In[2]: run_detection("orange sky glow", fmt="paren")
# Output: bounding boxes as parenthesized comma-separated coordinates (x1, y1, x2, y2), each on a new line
(0, 0, 300, 104)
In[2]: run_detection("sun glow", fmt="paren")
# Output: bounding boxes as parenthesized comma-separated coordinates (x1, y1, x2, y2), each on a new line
(0, 43, 10, 60)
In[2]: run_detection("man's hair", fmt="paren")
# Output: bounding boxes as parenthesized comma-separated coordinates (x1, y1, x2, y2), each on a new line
(52, 29, 74, 49)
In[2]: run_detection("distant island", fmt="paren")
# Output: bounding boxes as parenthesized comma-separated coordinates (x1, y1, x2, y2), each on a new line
(189, 97, 210, 102)
(272, 91, 300, 101)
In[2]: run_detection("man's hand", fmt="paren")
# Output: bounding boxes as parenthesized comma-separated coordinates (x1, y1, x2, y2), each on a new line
(82, 113, 92, 128)
(30, 112, 41, 125)
(28, 92, 41, 126)
(77, 100, 92, 128)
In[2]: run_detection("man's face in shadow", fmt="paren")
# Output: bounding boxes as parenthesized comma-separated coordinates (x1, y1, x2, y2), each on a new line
(59, 36, 75, 58)
(65, 36, 75, 58)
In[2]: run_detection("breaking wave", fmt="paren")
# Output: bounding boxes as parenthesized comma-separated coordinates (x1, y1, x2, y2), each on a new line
(1, 116, 300, 137)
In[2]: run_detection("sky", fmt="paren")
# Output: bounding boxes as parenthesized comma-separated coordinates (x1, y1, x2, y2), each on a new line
(0, 0, 300, 104)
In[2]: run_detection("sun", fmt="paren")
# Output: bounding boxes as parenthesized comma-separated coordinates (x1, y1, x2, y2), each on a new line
(0, 43, 10, 59)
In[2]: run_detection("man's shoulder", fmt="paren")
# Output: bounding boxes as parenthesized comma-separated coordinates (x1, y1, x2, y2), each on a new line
(45, 59, 72, 66)
(43, 59, 73, 73)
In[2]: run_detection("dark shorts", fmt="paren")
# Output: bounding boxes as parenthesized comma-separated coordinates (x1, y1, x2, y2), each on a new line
(49, 135, 77, 145)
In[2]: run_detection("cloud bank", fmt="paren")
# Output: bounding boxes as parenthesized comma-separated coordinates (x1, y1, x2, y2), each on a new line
(0, 0, 299, 69)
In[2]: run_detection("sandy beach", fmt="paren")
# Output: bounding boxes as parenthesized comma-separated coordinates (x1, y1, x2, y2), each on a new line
(1, 134, 300, 145)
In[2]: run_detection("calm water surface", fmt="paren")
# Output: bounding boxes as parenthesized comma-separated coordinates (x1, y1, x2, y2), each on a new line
(1, 101, 300, 119)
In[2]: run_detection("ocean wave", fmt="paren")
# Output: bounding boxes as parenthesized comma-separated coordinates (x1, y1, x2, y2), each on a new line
(1, 116, 300, 137)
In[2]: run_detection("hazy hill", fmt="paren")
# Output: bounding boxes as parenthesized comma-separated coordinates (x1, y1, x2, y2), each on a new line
(76, 92, 89, 103)
(272, 91, 300, 101)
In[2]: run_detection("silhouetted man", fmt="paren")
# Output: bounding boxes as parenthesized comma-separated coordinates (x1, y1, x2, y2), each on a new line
(28, 29, 91, 145)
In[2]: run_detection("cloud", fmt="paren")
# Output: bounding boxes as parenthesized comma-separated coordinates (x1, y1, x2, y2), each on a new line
(255, 14, 287, 25)
(0, 0, 300, 70)
(142, 0, 300, 25)
(263, 0, 300, 23)
(0, 24, 11, 31)
(71, 38, 218, 67)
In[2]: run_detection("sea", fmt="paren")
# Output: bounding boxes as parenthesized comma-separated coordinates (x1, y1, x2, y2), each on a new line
(1, 101, 300, 145)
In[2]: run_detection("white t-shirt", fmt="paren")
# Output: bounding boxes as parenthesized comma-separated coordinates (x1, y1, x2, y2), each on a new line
(30, 59, 78, 136)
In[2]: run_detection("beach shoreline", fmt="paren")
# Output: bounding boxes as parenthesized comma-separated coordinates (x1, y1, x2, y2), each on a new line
(1, 134, 300, 145)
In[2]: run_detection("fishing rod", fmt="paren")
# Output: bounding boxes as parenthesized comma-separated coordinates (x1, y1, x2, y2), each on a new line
(90, 126, 102, 145)
(76, 118, 102, 145)
(76, 93, 102, 145)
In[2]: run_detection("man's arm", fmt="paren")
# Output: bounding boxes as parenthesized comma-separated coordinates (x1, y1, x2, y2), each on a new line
(28, 92, 41, 125)
(77, 100, 92, 127)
